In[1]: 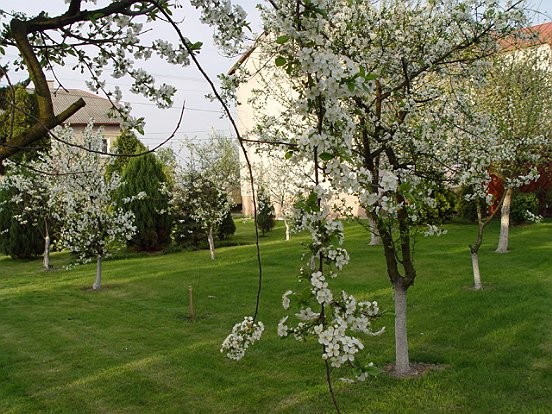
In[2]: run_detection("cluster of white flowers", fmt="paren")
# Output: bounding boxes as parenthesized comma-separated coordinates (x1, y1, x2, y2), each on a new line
(0, 123, 139, 272)
(190, 0, 248, 54)
(220, 317, 265, 361)
(424, 224, 448, 237)
(49, 124, 139, 263)
(523, 210, 543, 223)
(274, 194, 383, 379)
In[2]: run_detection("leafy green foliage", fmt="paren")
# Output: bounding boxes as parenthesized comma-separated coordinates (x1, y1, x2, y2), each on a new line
(510, 191, 540, 224)
(416, 185, 456, 225)
(0, 184, 42, 259)
(119, 153, 171, 251)
(105, 130, 147, 179)
(217, 210, 236, 240)
(0, 86, 47, 163)
(171, 173, 233, 247)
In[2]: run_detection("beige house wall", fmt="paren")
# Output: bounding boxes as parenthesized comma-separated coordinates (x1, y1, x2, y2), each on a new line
(234, 23, 552, 218)
(235, 42, 366, 218)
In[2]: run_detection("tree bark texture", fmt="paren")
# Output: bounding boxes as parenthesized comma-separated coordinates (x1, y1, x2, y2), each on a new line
(43, 234, 50, 270)
(496, 187, 512, 253)
(471, 250, 482, 290)
(284, 220, 290, 241)
(368, 216, 381, 245)
(93, 255, 102, 290)
(207, 228, 215, 260)
(43, 219, 50, 270)
(394, 282, 410, 375)
(469, 199, 486, 290)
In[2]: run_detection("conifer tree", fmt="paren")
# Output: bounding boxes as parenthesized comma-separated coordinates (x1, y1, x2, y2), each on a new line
(256, 188, 275, 236)
(119, 152, 171, 251)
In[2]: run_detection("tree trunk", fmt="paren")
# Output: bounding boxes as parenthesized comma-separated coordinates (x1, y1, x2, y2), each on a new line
(284, 219, 290, 241)
(469, 199, 487, 290)
(207, 228, 215, 260)
(42, 219, 50, 270)
(496, 187, 512, 253)
(394, 282, 410, 375)
(368, 216, 381, 245)
(471, 250, 482, 290)
(93, 255, 102, 290)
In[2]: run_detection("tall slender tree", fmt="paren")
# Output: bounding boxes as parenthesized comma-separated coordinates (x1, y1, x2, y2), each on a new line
(119, 152, 171, 252)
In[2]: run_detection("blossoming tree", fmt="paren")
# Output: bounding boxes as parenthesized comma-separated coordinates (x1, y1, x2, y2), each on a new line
(475, 49, 552, 254)
(172, 135, 238, 259)
(51, 124, 139, 290)
(0, 162, 58, 269)
(229, 0, 528, 377)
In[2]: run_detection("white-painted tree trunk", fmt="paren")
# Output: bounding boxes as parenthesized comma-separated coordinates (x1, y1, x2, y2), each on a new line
(471, 251, 482, 290)
(42, 219, 50, 270)
(93, 255, 102, 290)
(496, 187, 512, 253)
(284, 219, 291, 241)
(368, 216, 381, 245)
(207, 228, 215, 260)
(43, 236, 50, 270)
(394, 283, 410, 375)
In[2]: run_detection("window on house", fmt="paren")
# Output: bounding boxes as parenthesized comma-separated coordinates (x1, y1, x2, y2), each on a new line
(102, 139, 108, 154)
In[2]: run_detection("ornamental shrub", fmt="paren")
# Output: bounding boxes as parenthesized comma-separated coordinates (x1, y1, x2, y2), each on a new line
(0, 186, 43, 259)
(416, 186, 456, 225)
(171, 200, 205, 248)
(217, 210, 236, 240)
(119, 152, 171, 251)
(256, 188, 275, 236)
(171, 173, 234, 247)
(510, 191, 540, 224)
(105, 130, 147, 180)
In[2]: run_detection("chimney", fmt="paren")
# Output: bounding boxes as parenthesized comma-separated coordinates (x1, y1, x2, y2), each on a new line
(46, 80, 55, 89)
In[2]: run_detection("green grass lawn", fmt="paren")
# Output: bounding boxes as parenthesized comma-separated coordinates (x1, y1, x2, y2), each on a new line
(1, 220, 551, 413)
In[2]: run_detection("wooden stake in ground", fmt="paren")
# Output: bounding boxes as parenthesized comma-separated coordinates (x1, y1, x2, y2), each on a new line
(188, 285, 196, 321)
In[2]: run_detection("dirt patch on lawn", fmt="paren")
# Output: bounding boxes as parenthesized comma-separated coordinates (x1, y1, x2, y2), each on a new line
(383, 362, 449, 379)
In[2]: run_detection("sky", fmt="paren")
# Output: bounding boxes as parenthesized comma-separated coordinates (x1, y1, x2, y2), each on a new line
(0, 0, 551, 163)
(0, 0, 264, 163)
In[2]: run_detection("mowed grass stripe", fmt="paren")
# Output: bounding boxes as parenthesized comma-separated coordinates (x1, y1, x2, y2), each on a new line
(0, 220, 550, 413)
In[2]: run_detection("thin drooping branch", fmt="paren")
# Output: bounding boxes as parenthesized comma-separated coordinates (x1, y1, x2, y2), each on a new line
(1, 92, 185, 159)
(153, 2, 264, 320)
(0, 1, 172, 165)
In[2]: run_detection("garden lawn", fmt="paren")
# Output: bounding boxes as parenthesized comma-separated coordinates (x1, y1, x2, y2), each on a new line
(0, 220, 550, 413)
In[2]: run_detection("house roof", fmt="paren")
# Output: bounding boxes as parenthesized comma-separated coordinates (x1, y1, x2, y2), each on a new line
(50, 87, 121, 126)
(228, 32, 267, 75)
(499, 21, 552, 51)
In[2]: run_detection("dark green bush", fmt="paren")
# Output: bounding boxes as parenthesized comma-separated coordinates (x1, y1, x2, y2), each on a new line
(510, 191, 540, 224)
(256, 188, 275, 236)
(217, 211, 236, 240)
(0, 186, 43, 259)
(119, 153, 172, 251)
(417, 187, 456, 225)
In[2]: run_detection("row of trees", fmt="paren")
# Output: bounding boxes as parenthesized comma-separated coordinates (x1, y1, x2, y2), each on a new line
(1, 0, 550, 411)
(0, 128, 243, 286)
(0, 124, 139, 289)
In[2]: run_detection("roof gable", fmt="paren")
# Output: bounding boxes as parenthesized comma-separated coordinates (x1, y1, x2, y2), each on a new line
(50, 88, 121, 126)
